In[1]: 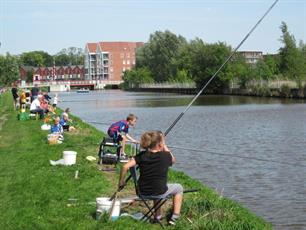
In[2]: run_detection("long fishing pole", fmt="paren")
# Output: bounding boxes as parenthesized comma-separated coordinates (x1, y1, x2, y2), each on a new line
(168, 145, 306, 168)
(164, 0, 279, 136)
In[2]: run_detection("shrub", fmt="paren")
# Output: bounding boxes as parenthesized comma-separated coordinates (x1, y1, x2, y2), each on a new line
(280, 84, 291, 97)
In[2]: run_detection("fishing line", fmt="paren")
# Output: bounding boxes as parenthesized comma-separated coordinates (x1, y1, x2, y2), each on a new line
(168, 145, 306, 168)
(164, 0, 279, 136)
(61, 99, 98, 103)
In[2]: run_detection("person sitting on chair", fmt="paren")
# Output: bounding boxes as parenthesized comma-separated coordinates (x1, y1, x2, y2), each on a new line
(29, 95, 45, 119)
(107, 114, 138, 158)
(118, 130, 183, 225)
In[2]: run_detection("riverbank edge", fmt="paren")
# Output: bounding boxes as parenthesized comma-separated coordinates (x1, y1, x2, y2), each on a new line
(126, 87, 306, 99)
(0, 92, 272, 229)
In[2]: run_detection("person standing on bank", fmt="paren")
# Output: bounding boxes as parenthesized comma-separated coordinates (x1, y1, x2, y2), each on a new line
(118, 130, 183, 225)
(11, 82, 19, 110)
(107, 114, 138, 158)
(31, 84, 39, 102)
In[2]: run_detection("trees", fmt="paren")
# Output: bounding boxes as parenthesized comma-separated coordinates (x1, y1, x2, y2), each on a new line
(179, 39, 232, 90)
(55, 47, 84, 66)
(137, 30, 187, 82)
(0, 53, 19, 86)
(122, 67, 154, 89)
(20, 51, 53, 67)
(279, 22, 306, 85)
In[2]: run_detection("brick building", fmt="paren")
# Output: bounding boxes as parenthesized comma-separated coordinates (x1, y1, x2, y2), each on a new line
(84, 41, 144, 81)
(19, 65, 84, 82)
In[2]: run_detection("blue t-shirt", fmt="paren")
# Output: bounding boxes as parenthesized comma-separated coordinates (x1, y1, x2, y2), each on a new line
(108, 120, 129, 137)
(51, 124, 63, 134)
(59, 118, 68, 126)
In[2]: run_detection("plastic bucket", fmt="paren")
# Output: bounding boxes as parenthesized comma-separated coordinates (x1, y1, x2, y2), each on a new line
(96, 197, 121, 220)
(47, 134, 58, 145)
(63, 151, 77, 165)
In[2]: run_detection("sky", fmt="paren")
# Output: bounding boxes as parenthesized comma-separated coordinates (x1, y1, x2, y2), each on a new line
(0, 0, 305, 55)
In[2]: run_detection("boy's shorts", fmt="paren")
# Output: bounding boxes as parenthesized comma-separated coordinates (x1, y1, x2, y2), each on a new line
(107, 130, 123, 143)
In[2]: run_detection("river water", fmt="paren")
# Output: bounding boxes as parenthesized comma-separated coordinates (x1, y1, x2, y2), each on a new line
(59, 90, 306, 229)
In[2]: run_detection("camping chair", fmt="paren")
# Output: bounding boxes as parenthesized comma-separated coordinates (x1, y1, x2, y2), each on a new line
(97, 137, 122, 171)
(128, 166, 198, 228)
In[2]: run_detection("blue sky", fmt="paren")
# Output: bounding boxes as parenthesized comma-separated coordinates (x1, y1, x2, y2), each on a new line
(0, 0, 305, 55)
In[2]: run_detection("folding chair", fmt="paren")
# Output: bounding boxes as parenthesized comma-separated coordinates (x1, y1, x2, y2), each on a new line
(128, 166, 199, 228)
(97, 137, 122, 171)
(129, 166, 169, 227)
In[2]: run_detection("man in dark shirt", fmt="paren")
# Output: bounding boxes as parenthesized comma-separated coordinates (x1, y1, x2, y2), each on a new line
(11, 83, 19, 110)
(31, 84, 39, 102)
(118, 130, 183, 225)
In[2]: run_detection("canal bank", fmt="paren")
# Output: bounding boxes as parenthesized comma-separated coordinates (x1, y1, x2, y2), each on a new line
(127, 81, 306, 99)
(0, 92, 271, 229)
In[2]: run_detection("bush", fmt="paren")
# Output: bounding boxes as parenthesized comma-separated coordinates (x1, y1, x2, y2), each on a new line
(250, 85, 271, 97)
(280, 84, 291, 97)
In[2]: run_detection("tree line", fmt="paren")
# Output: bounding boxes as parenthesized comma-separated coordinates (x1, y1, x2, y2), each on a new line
(123, 22, 306, 92)
(0, 47, 84, 85)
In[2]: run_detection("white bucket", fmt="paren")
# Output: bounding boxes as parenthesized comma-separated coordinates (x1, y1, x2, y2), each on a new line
(41, 124, 51, 131)
(96, 197, 121, 220)
(63, 151, 77, 165)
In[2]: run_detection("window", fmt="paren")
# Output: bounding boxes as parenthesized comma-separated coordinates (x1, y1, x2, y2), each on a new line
(123, 60, 126, 65)
(120, 53, 124, 58)
(127, 60, 130, 65)
(126, 53, 130, 58)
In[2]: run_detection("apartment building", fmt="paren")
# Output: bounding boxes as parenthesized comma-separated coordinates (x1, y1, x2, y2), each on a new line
(84, 41, 144, 81)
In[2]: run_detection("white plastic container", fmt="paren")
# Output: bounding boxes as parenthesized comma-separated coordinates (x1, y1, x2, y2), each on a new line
(63, 151, 77, 165)
(41, 124, 51, 131)
(96, 197, 121, 220)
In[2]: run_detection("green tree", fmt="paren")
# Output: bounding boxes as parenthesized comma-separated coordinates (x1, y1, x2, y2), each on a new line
(122, 67, 154, 88)
(225, 55, 250, 89)
(55, 54, 70, 66)
(179, 38, 231, 90)
(0, 53, 19, 86)
(137, 30, 187, 82)
(56, 47, 84, 65)
(20, 51, 53, 67)
(279, 22, 305, 85)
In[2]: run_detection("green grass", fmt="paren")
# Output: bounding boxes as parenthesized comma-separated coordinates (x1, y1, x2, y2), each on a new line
(0, 92, 272, 230)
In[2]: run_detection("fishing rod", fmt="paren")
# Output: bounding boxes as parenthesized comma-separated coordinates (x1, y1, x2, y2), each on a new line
(168, 145, 306, 168)
(164, 0, 279, 136)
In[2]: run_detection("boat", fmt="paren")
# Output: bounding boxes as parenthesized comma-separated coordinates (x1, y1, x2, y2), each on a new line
(77, 88, 90, 93)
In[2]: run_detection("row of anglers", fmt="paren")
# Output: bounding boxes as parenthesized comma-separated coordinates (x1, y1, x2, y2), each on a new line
(11, 83, 59, 114)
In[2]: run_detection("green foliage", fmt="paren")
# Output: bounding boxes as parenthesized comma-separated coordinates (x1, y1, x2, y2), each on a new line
(122, 67, 154, 89)
(170, 69, 193, 83)
(279, 22, 306, 84)
(137, 30, 187, 82)
(20, 51, 53, 67)
(0, 53, 19, 86)
(250, 84, 271, 97)
(183, 39, 231, 90)
(56, 47, 84, 66)
(280, 84, 291, 97)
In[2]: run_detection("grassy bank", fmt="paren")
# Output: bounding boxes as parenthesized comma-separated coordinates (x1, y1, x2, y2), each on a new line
(0, 92, 272, 229)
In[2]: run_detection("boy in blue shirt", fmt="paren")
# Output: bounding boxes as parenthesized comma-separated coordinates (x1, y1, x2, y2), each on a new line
(51, 117, 63, 135)
(107, 114, 138, 158)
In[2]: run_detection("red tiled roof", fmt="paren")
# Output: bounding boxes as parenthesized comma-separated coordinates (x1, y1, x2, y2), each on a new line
(98, 42, 144, 52)
(86, 43, 98, 53)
